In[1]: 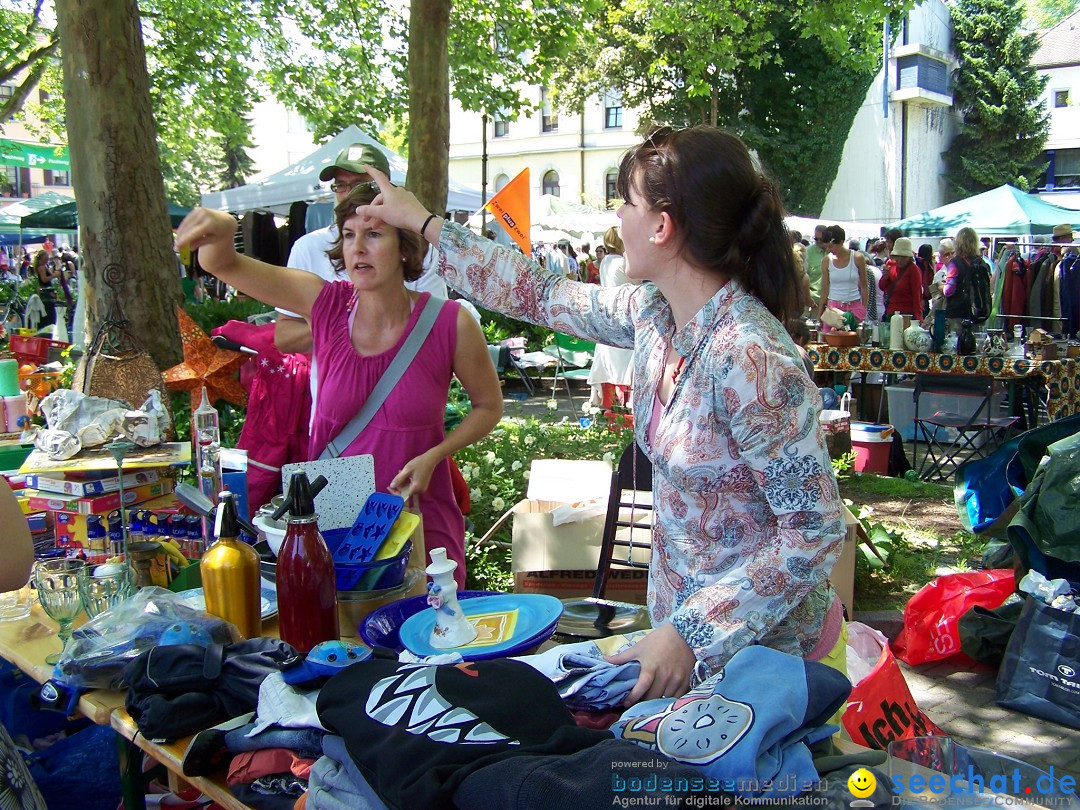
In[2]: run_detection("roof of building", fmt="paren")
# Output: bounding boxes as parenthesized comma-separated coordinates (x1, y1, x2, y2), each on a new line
(1033, 9, 1080, 68)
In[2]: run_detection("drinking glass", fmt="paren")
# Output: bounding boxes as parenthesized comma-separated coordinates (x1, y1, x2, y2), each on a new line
(0, 581, 32, 621)
(33, 558, 86, 665)
(77, 564, 132, 619)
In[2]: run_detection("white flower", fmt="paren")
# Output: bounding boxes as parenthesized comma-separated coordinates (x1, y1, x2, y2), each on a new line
(489, 483, 498, 491)
(460, 467, 472, 482)
(523, 471, 531, 480)
(524, 435, 536, 446)
(484, 451, 496, 464)
(603, 451, 614, 463)
(470, 488, 481, 502)
(511, 460, 522, 472)
(491, 496, 505, 511)
(546, 399, 558, 410)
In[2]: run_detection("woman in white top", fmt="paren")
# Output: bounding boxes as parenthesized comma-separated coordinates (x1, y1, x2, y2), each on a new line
(818, 224, 867, 328)
(587, 226, 635, 409)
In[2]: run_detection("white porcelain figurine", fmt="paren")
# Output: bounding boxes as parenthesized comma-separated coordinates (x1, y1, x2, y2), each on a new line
(425, 548, 477, 648)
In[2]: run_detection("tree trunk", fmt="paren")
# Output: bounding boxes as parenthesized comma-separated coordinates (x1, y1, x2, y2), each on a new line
(54, 0, 182, 370)
(407, 0, 450, 216)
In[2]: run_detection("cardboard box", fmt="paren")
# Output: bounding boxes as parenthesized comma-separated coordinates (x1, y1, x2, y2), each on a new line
(514, 568, 649, 605)
(830, 506, 860, 618)
(511, 459, 614, 573)
(26, 480, 173, 515)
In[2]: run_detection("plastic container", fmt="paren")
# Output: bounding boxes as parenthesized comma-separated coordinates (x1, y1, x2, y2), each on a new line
(885, 381, 1005, 445)
(324, 527, 411, 592)
(852, 436, 891, 475)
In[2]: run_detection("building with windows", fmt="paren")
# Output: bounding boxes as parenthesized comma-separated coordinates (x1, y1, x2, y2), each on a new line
(1, 78, 71, 199)
(449, 0, 958, 228)
(448, 86, 642, 216)
(820, 0, 957, 224)
(1032, 8, 1080, 208)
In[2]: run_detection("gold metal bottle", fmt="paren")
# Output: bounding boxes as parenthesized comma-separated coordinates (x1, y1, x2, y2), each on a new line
(201, 491, 262, 639)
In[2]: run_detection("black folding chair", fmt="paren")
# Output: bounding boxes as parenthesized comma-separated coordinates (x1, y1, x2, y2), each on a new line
(912, 373, 1021, 482)
(555, 442, 654, 639)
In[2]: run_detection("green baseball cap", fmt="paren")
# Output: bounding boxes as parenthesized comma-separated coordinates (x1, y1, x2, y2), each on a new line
(319, 142, 390, 181)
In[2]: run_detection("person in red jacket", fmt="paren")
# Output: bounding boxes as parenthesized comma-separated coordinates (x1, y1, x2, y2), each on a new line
(879, 237, 924, 319)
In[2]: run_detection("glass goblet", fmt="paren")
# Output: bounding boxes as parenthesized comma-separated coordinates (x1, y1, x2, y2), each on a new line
(34, 558, 87, 665)
(77, 564, 132, 619)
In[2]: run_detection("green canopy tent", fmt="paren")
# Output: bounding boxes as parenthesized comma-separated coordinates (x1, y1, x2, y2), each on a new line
(888, 185, 1080, 238)
(0, 191, 76, 245)
(20, 201, 191, 231)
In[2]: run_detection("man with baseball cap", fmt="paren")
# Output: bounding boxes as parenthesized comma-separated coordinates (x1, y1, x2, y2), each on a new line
(275, 142, 448, 425)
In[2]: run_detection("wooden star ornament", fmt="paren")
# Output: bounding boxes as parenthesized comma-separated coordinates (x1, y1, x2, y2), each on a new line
(163, 307, 249, 409)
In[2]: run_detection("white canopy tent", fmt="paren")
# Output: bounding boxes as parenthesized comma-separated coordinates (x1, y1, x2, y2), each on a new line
(467, 194, 618, 241)
(786, 215, 884, 242)
(200, 125, 483, 215)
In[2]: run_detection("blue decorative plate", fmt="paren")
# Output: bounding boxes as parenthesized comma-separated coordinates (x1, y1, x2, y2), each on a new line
(397, 593, 563, 660)
(177, 578, 278, 621)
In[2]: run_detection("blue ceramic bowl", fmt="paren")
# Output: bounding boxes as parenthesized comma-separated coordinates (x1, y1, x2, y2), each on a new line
(359, 591, 562, 661)
(324, 528, 411, 593)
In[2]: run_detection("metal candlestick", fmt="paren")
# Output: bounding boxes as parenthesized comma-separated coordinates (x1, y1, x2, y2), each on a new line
(104, 440, 136, 560)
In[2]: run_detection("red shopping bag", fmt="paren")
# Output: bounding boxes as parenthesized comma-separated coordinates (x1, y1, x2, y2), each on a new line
(893, 570, 1015, 666)
(843, 622, 945, 749)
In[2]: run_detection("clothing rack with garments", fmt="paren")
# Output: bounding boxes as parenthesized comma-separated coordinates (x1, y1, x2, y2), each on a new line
(991, 239, 1079, 338)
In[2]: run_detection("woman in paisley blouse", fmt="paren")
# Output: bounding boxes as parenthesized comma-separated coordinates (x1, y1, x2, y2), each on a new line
(356, 125, 846, 705)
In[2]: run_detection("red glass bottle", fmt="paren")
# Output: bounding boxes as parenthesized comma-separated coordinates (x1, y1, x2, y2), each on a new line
(276, 471, 339, 652)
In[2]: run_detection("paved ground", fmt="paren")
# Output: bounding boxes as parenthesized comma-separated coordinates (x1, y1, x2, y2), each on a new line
(498, 374, 1080, 781)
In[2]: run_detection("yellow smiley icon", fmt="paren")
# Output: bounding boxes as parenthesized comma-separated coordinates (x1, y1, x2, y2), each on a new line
(848, 768, 877, 798)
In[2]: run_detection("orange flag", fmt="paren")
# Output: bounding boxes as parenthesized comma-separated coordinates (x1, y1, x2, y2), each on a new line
(484, 168, 531, 254)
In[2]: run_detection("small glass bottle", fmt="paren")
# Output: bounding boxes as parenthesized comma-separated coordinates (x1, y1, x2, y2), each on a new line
(276, 471, 338, 653)
(106, 509, 124, 557)
(201, 491, 262, 639)
(1013, 324, 1026, 357)
(194, 386, 222, 512)
(86, 514, 106, 555)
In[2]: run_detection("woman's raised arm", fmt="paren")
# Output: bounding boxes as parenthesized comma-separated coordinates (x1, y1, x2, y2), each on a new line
(175, 208, 325, 319)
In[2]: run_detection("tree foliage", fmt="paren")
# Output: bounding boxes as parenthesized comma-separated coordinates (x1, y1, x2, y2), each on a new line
(946, 0, 1049, 199)
(1, 0, 261, 206)
(739, 27, 883, 215)
(255, 0, 598, 139)
(549, 0, 907, 215)
(0, 2, 60, 122)
(1026, 0, 1080, 28)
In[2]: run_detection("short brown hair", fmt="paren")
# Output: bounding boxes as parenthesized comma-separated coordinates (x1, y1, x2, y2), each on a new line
(326, 184, 425, 282)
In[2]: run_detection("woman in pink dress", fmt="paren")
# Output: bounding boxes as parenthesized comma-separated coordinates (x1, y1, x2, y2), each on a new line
(176, 185, 502, 585)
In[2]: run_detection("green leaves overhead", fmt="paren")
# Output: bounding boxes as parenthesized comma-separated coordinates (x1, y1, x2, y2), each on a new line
(551, 0, 906, 129)
(256, 0, 599, 139)
(946, 0, 1049, 199)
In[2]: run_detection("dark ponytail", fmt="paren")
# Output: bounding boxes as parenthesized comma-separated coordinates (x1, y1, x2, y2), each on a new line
(617, 126, 801, 324)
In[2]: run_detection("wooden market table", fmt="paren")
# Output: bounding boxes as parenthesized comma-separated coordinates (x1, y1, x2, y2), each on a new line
(808, 343, 1080, 423)
(110, 709, 252, 810)
(0, 602, 269, 809)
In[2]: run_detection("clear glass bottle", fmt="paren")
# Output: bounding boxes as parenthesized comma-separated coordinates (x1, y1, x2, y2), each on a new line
(194, 387, 222, 497)
(201, 492, 262, 639)
(193, 386, 222, 553)
(276, 472, 338, 653)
